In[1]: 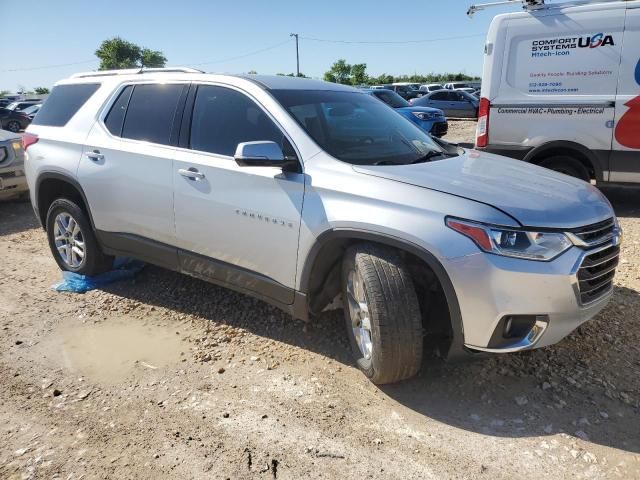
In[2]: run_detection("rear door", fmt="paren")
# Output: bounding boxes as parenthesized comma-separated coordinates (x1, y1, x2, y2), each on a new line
(79, 82, 187, 246)
(610, 6, 640, 182)
(173, 84, 305, 303)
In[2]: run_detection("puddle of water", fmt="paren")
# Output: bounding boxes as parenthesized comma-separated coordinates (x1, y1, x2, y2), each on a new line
(57, 319, 186, 384)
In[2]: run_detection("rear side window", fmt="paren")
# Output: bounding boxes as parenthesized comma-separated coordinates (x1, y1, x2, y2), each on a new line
(190, 85, 285, 156)
(431, 91, 448, 100)
(122, 84, 184, 145)
(32, 83, 100, 127)
(104, 85, 133, 136)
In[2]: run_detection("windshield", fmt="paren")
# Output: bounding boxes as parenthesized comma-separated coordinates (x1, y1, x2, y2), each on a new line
(272, 89, 446, 166)
(372, 90, 409, 108)
(22, 105, 40, 115)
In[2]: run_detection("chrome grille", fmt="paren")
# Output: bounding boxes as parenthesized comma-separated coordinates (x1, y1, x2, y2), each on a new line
(577, 243, 619, 304)
(569, 218, 616, 247)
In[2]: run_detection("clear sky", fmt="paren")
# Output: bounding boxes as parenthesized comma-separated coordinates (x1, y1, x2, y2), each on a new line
(0, 0, 559, 92)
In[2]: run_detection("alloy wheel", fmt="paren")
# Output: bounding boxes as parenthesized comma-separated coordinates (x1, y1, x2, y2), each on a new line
(346, 269, 373, 359)
(53, 212, 86, 268)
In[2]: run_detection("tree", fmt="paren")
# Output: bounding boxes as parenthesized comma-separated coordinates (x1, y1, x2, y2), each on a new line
(0, 90, 9, 97)
(95, 37, 166, 70)
(350, 63, 368, 86)
(34, 87, 50, 95)
(324, 59, 352, 84)
(247, 70, 258, 75)
(140, 48, 167, 68)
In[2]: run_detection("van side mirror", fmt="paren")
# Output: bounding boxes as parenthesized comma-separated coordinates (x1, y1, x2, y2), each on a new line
(234, 141, 287, 167)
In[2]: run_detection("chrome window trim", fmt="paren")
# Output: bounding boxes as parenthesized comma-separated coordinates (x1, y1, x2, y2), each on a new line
(96, 79, 303, 167)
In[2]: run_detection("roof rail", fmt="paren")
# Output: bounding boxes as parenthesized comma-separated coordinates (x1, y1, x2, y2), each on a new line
(70, 67, 204, 79)
(467, 0, 626, 17)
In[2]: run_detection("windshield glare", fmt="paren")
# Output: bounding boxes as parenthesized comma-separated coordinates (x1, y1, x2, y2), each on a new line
(272, 89, 444, 166)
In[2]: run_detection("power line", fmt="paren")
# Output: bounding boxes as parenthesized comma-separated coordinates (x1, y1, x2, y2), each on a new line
(299, 33, 486, 45)
(191, 39, 293, 66)
(1, 59, 97, 73)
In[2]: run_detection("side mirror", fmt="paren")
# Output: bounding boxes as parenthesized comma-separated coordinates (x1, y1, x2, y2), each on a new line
(234, 141, 286, 167)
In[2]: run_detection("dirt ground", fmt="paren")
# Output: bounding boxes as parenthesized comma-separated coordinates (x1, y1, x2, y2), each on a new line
(1, 124, 639, 479)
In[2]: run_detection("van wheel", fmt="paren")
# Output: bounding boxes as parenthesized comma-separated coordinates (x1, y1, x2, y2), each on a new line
(341, 243, 423, 384)
(6, 121, 21, 133)
(539, 156, 590, 182)
(46, 198, 113, 276)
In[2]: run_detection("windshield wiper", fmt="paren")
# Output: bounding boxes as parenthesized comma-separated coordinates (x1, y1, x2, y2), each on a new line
(373, 150, 453, 166)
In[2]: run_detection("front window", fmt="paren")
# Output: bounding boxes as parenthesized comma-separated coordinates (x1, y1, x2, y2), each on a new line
(272, 89, 448, 166)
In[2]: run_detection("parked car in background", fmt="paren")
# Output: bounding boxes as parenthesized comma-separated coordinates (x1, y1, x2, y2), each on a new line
(25, 69, 620, 385)
(22, 104, 42, 120)
(364, 88, 448, 137)
(0, 99, 10, 108)
(411, 90, 479, 118)
(0, 130, 28, 199)
(456, 87, 478, 96)
(5, 100, 41, 112)
(418, 84, 444, 94)
(0, 107, 31, 132)
(385, 84, 420, 100)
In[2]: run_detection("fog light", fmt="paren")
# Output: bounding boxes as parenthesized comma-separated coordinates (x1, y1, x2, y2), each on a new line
(488, 314, 549, 349)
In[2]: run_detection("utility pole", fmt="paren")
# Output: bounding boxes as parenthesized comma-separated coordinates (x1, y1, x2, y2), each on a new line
(290, 33, 300, 77)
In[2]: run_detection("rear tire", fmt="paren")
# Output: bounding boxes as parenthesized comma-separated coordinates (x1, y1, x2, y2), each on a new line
(538, 155, 591, 182)
(46, 198, 113, 276)
(6, 120, 20, 133)
(341, 243, 423, 384)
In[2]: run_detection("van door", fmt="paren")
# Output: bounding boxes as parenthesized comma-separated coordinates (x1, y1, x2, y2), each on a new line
(173, 84, 304, 304)
(611, 7, 640, 182)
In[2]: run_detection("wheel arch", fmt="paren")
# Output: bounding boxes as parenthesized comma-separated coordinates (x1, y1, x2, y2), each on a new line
(523, 140, 604, 181)
(35, 172, 95, 230)
(299, 229, 465, 358)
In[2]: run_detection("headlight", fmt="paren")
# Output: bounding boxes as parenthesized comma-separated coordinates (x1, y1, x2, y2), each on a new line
(412, 111, 436, 120)
(446, 218, 572, 261)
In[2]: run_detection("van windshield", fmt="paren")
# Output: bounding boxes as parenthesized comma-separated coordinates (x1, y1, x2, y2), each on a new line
(272, 89, 448, 166)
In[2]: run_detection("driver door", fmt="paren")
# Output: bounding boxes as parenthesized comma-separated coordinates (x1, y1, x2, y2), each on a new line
(173, 84, 305, 304)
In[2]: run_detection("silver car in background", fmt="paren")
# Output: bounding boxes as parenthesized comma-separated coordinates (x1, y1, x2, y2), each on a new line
(0, 130, 28, 199)
(411, 89, 479, 118)
(25, 71, 619, 384)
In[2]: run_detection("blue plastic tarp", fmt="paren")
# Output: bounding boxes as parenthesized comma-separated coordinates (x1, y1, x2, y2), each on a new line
(52, 258, 145, 293)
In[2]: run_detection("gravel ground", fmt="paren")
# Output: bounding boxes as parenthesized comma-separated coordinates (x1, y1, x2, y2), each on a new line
(1, 125, 639, 479)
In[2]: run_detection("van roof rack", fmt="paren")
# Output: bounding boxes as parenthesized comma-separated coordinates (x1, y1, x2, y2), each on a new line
(467, 0, 626, 17)
(70, 67, 204, 79)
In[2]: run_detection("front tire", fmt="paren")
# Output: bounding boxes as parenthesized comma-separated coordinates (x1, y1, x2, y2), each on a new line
(341, 243, 423, 384)
(46, 198, 113, 276)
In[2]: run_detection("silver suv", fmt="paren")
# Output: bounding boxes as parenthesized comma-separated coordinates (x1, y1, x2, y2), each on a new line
(24, 68, 621, 384)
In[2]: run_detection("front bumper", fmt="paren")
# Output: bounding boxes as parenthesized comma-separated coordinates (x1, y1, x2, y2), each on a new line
(444, 241, 617, 353)
(430, 120, 448, 137)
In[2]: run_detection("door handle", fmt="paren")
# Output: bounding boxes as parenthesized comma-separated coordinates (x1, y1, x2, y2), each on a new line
(178, 168, 206, 181)
(85, 150, 104, 161)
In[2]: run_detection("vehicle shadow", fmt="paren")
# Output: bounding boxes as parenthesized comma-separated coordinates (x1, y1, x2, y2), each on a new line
(382, 284, 640, 454)
(600, 186, 640, 218)
(105, 264, 639, 454)
(0, 198, 39, 236)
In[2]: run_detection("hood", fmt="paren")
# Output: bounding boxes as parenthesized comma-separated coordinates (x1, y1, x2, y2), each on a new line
(353, 150, 613, 229)
(396, 106, 444, 116)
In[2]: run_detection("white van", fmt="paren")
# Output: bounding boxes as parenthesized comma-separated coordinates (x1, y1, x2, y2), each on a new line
(476, 0, 640, 183)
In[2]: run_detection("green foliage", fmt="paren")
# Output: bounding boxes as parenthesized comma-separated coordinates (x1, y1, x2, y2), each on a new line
(95, 37, 167, 70)
(248, 70, 258, 75)
(34, 87, 50, 95)
(140, 48, 167, 68)
(0, 90, 9, 97)
(323, 59, 480, 86)
(324, 59, 352, 84)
